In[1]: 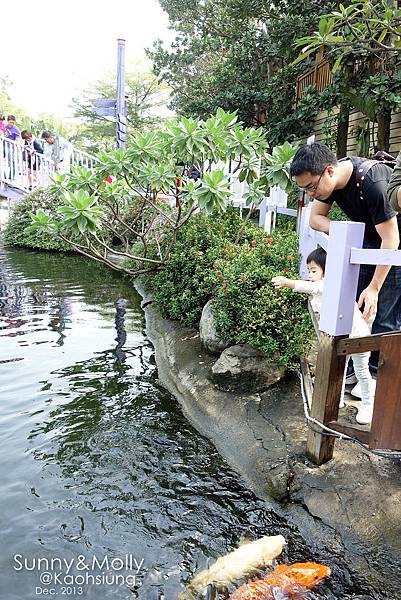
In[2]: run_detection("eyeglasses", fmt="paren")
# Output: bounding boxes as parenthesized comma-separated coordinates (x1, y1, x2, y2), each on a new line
(301, 167, 327, 194)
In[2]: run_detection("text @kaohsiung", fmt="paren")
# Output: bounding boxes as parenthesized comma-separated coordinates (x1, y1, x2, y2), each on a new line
(13, 554, 144, 588)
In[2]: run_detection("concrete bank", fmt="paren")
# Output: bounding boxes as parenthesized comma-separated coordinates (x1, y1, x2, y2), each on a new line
(135, 281, 401, 598)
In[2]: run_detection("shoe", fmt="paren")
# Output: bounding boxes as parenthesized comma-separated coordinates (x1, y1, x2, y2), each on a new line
(345, 371, 357, 385)
(351, 379, 376, 399)
(339, 398, 345, 409)
(356, 404, 374, 425)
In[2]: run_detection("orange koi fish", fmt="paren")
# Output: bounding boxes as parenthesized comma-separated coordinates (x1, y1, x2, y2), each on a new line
(229, 562, 331, 600)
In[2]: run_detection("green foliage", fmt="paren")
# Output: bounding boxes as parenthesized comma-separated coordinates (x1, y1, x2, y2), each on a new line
(150, 208, 244, 325)
(27, 109, 274, 275)
(262, 141, 299, 194)
(3, 189, 75, 252)
(150, 210, 312, 369)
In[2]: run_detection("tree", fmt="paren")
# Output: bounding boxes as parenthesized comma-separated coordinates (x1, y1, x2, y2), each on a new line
(294, 0, 401, 151)
(70, 63, 170, 153)
(28, 109, 292, 277)
(149, 0, 336, 143)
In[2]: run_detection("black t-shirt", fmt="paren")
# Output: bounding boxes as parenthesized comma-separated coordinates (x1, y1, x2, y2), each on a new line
(321, 156, 401, 248)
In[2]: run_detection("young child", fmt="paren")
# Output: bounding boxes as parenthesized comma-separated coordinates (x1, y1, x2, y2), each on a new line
(272, 247, 376, 425)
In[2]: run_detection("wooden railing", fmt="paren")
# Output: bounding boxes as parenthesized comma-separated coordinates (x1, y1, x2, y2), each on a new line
(295, 59, 332, 106)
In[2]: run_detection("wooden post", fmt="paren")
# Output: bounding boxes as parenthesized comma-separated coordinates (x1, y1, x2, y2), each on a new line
(306, 333, 346, 464)
(370, 332, 401, 450)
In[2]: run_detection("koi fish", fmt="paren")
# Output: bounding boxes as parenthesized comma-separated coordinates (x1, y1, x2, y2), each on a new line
(229, 561, 331, 600)
(177, 535, 286, 599)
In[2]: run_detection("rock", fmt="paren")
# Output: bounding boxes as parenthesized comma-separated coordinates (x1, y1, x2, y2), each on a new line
(211, 344, 286, 393)
(199, 299, 231, 354)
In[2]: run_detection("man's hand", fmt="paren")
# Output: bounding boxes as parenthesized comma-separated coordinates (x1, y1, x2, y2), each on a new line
(357, 284, 378, 321)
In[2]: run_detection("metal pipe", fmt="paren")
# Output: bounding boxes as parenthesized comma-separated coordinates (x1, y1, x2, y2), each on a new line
(116, 38, 126, 149)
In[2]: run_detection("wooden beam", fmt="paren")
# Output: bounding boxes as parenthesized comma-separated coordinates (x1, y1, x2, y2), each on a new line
(327, 421, 370, 445)
(369, 333, 401, 450)
(337, 330, 401, 355)
(306, 333, 347, 464)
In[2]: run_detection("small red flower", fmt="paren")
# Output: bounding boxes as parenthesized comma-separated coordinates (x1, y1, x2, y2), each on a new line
(212, 263, 219, 269)
(282, 268, 290, 273)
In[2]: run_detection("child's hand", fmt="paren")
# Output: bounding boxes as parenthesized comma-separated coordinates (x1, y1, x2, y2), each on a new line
(271, 276, 289, 289)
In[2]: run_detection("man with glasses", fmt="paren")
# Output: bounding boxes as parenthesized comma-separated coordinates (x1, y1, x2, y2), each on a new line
(290, 142, 401, 380)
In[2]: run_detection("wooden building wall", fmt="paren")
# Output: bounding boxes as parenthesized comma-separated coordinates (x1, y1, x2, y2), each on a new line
(310, 108, 401, 156)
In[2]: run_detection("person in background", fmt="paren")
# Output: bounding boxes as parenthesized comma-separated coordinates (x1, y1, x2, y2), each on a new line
(0, 114, 6, 137)
(272, 247, 376, 425)
(4, 114, 21, 141)
(21, 130, 43, 189)
(41, 130, 72, 174)
(4, 115, 21, 179)
(387, 150, 401, 213)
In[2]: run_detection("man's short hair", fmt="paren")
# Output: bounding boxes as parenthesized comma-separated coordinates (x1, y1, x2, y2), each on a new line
(41, 130, 53, 140)
(7, 114, 16, 121)
(290, 143, 337, 177)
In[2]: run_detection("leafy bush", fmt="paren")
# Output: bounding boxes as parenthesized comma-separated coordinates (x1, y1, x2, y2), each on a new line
(3, 188, 75, 251)
(209, 228, 312, 369)
(150, 207, 243, 326)
(150, 210, 313, 370)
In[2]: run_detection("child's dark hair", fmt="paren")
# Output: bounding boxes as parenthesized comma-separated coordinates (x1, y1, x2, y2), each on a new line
(7, 114, 16, 121)
(21, 130, 32, 139)
(306, 247, 327, 273)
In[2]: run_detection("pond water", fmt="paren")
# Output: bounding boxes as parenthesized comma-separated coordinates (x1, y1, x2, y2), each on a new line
(0, 246, 381, 599)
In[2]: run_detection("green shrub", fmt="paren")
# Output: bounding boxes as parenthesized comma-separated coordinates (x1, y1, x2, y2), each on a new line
(150, 210, 313, 370)
(150, 207, 243, 326)
(209, 228, 312, 369)
(3, 188, 74, 251)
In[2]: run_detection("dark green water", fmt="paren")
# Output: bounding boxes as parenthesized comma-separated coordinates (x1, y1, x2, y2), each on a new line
(0, 247, 382, 599)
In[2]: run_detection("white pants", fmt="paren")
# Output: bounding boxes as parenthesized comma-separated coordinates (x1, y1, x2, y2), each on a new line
(342, 352, 375, 407)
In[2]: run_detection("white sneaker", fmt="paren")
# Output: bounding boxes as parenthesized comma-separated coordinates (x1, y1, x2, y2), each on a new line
(339, 396, 345, 409)
(351, 379, 376, 399)
(356, 404, 374, 425)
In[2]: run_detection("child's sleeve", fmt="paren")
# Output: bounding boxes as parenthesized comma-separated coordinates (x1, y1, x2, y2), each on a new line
(293, 280, 323, 295)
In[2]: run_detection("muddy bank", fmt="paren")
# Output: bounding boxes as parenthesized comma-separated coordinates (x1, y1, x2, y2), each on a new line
(135, 280, 401, 598)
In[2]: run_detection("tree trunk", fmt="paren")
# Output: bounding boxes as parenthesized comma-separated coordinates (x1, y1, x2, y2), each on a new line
(376, 109, 391, 152)
(336, 103, 349, 158)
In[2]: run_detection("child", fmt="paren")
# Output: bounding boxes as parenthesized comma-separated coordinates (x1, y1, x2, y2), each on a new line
(272, 247, 376, 425)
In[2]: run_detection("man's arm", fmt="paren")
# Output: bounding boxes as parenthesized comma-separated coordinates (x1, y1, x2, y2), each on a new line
(358, 217, 400, 320)
(309, 200, 331, 233)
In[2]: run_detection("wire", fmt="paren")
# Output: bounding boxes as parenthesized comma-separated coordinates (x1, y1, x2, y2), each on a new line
(298, 372, 401, 459)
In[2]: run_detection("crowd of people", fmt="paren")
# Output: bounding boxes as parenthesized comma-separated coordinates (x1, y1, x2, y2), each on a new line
(0, 113, 73, 187)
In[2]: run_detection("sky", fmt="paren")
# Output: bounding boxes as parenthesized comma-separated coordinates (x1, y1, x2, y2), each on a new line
(1, 0, 174, 120)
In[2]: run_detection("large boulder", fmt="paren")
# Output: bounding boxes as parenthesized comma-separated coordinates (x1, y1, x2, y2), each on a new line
(199, 299, 232, 354)
(211, 344, 286, 393)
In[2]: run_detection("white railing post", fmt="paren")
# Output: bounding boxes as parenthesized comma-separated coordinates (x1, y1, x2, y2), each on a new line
(319, 221, 365, 336)
(298, 203, 316, 279)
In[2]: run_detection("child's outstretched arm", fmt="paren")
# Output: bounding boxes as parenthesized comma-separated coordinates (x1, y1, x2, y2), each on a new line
(271, 276, 297, 289)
